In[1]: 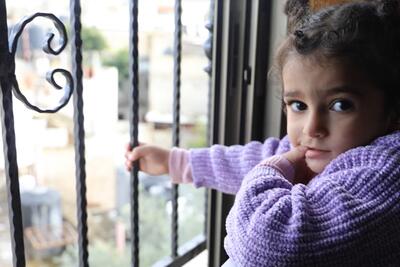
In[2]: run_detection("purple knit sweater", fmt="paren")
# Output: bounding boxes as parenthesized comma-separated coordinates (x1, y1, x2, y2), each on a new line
(190, 131, 400, 266)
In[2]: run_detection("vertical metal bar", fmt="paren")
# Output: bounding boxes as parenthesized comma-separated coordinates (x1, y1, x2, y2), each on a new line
(249, 0, 273, 141)
(204, 0, 215, 238)
(129, 0, 140, 266)
(207, 0, 223, 265)
(171, 0, 182, 258)
(0, 4, 26, 267)
(70, 1, 89, 266)
(205, 0, 214, 144)
(239, 0, 252, 144)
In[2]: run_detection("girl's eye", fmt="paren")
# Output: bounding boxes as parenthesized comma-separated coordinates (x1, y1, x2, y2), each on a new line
(289, 101, 307, 112)
(330, 100, 354, 112)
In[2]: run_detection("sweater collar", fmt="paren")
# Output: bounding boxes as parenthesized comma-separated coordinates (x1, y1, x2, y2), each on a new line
(370, 130, 400, 147)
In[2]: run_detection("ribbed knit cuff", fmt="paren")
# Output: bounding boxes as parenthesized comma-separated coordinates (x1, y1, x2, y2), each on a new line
(258, 155, 295, 182)
(169, 147, 193, 184)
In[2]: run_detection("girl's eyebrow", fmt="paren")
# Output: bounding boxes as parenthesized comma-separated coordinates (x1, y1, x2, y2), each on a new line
(283, 90, 302, 98)
(325, 85, 363, 96)
(283, 85, 362, 98)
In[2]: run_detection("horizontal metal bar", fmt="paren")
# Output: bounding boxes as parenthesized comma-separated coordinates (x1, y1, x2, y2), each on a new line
(154, 235, 207, 267)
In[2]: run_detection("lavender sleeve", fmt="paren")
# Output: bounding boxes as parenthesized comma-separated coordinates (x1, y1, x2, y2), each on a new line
(189, 136, 291, 194)
(224, 131, 400, 266)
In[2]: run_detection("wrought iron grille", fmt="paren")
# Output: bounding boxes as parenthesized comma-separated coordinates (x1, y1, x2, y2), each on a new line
(0, 0, 212, 266)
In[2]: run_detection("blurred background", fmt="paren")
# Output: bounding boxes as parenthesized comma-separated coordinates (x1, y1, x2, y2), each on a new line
(0, 0, 210, 266)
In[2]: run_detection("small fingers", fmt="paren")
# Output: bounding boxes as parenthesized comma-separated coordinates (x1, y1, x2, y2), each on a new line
(125, 158, 132, 171)
(284, 146, 307, 164)
(125, 142, 147, 160)
(125, 142, 146, 151)
(124, 143, 140, 171)
(125, 145, 149, 169)
(294, 145, 307, 155)
(125, 143, 131, 151)
(127, 147, 143, 162)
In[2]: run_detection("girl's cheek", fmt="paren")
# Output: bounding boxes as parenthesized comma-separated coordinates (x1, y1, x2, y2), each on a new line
(287, 130, 301, 147)
(287, 119, 302, 145)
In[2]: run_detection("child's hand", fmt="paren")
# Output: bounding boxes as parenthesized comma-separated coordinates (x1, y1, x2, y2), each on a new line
(282, 146, 315, 184)
(125, 143, 170, 175)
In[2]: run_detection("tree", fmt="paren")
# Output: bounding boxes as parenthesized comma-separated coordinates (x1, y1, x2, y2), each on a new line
(102, 48, 129, 90)
(81, 27, 108, 51)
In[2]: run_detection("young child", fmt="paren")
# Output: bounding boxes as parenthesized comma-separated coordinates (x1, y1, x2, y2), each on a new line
(125, 0, 400, 266)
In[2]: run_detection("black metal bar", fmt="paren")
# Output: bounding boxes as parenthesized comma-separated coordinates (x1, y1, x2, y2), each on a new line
(210, 0, 223, 145)
(0, 4, 25, 267)
(239, 0, 252, 144)
(171, 0, 182, 259)
(0, 80, 25, 267)
(128, 0, 140, 266)
(206, 190, 217, 267)
(251, 0, 273, 141)
(207, 0, 223, 266)
(70, 0, 89, 266)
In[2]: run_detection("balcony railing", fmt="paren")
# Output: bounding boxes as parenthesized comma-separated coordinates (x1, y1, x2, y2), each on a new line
(1, 0, 280, 265)
(0, 0, 214, 266)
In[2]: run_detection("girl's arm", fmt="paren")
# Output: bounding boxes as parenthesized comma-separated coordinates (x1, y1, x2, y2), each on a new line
(125, 136, 291, 194)
(224, 144, 400, 266)
(188, 136, 291, 194)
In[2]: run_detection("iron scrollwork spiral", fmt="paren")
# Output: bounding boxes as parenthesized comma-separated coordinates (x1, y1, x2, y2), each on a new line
(8, 12, 73, 113)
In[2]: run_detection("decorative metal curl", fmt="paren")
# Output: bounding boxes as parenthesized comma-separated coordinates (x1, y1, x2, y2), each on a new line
(11, 69, 73, 113)
(8, 12, 73, 113)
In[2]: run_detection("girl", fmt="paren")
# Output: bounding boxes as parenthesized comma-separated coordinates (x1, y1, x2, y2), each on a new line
(125, 0, 400, 266)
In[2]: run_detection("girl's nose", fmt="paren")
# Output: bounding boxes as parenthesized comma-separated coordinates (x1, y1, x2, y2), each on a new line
(302, 111, 328, 138)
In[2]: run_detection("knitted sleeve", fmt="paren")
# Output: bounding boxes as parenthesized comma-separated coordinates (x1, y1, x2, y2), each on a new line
(224, 142, 400, 266)
(189, 136, 291, 194)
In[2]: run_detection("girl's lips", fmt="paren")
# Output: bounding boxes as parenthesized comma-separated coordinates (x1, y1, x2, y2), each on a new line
(305, 148, 330, 159)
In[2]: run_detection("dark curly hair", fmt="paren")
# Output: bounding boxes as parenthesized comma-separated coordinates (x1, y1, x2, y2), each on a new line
(273, 0, 400, 124)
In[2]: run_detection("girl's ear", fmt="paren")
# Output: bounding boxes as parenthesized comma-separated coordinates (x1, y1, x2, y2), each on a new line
(284, 0, 310, 33)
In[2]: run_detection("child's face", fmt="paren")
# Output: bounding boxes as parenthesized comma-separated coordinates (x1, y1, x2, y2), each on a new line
(282, 55, 390, 174)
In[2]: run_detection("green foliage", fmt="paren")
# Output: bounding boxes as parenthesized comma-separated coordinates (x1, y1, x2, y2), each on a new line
(57, 242, 130, 267)
(53, 185, 205, 267)
(102, 48, 130, 90)
(81, 27, 108, 51)
(88, 241, 131, 267)
(178, 185, 206, 245)
(122, 185, 170, 266)
(187, 122, 208, 148)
